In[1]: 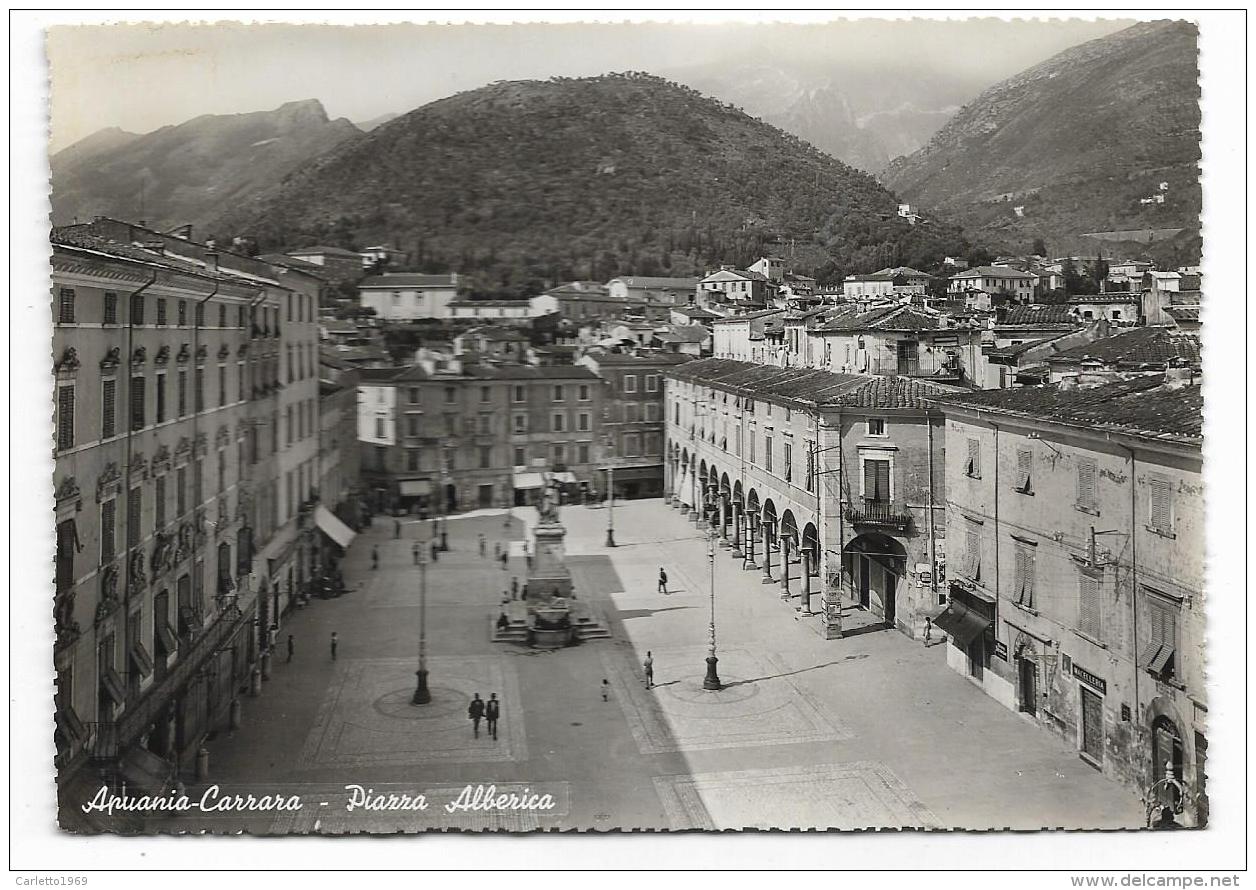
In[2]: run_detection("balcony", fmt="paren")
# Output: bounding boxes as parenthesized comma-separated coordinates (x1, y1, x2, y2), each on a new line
(844, 498, 912, 532)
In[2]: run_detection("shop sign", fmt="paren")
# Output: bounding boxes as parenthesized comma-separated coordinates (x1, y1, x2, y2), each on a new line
(1072, 663, 1107, 694)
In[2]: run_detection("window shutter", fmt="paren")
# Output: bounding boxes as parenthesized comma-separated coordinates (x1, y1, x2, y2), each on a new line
(101, 379, 116, 439)
(966, 438, 980, 477)
(100, 499, 115, 563)
(965, 525, 980, 580)
(1021, 548, 1035, 608)
(1078, 573, 1101, 638)
(1013, 548, 1027, 604)
(57, 385, 75, 450)
(1150, 479, 1172, 531)
(1077, 459, 1096, 508)
(1017, 449, 1032, 491)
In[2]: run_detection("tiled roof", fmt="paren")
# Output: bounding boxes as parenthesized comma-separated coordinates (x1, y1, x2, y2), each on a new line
(257, 253, 334, 279)
(812, 304, 958, 334)
(932, 373, 1202, 442)
(952, 266, 1036, 280)
(52, 227, 268, 287)
(985, 336, 1061, 360)
(1068, 294, 1140, 304)
(1164, 306, 1201, 323)
(1000, 304, 1082, 326)
(291, 245, 362, 258)
(710, 309, 785, 324)
(612, 276, 700, 288)
(664, 358, 962, 409)
(360, 273, 457, 288)
(1047, 326, 1201, 368)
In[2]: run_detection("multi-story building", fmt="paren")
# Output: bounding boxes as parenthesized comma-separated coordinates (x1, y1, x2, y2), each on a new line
(948, 266, 1037, 302)
(52, 225, 264, 812)
(579, 353, 694, 500)
(698, 267, 773, 307)
(284, 245, 367, 284)
(932, 372, 1206, 825)
(357, 363, 605, 514)
(358, 272, 459, 321)
(51, 218, 329, 820)
(606, 276, 699, 306)
(444, 299, 533, 321)
(664, 358, 953, 639)
(317, 352, 363, 530)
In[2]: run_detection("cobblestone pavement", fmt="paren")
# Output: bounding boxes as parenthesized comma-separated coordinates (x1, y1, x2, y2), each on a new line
(178, 502, 1144, 833)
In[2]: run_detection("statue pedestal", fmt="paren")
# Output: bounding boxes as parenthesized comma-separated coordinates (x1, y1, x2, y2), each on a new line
(528, 521, 573, 598)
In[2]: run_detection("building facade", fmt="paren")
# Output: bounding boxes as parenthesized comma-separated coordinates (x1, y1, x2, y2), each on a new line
(357, 364, 606, 514)
(933, 373, 1206, 825)
(52, 226, 267, 814)
(664, 359, 952, 640)
(358, 272, 459, 321)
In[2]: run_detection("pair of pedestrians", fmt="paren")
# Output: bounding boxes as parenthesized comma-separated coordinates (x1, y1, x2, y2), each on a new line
(467, 692, 501, 740)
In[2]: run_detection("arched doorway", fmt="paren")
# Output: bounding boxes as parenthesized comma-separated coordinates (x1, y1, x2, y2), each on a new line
(1151, 714, 1186, 809)
(444, 483, 457, 513)
(843, 532, 906, 625)
(1013, 634, 1039, 717)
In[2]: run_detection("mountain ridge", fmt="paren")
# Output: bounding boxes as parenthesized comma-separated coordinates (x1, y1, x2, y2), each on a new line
(880, 20, 1201, 259)
(211, 73, 970, 290)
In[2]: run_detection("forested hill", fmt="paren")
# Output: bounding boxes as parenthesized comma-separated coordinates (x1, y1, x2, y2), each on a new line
(212, 73, 969, 291)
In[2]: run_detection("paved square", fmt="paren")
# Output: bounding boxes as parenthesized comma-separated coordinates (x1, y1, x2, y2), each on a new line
(654, 762, 941, 830)
(296, 656, 527, 768)
(602, 644, 851, 755)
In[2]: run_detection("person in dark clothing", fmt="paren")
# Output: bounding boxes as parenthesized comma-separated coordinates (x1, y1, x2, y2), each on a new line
(430, 540, 439, 562)
(330, 632, 338, 661)
(1153, 806, 1183, 830)
(511, 577, 519, 599)
(500, 550, 508, 570)
(394, 519, 401, 539)
(485, 693, 500, 740)
(371, 547, 379, 570)
(496, 612, 509, 632)
(468, 693, 485, 738)
(657, 567, 668, 594)
(287, 634, 294, 663)
(479, 535, 486, 558)
(413, 542, 421, 565)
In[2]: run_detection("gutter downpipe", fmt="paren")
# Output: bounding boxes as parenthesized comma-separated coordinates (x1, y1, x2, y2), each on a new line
(926, 406, 938, 630)
(991, 419, 1001, 643)
(123, 272, 159, 608)
(1119, 442, 1141, 734)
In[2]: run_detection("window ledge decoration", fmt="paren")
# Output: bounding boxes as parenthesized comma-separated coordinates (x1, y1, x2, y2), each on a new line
(131, 346, 147, 367)
(99, 347, 122, 371)
(55, 347, 81, 375)
(154, 345, 170, 365)
(96, 462, 121, 503)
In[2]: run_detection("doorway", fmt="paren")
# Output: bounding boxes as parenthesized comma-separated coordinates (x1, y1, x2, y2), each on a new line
(857, 557, 870, 608)
(896, 340, 919, 374)
(1152, 715, 1185, 808)
(478, 484, 494, 509)
(1080, 686, 1104, 764)
(444, 484, 457, 513)
(1018, 656, 1038, 716)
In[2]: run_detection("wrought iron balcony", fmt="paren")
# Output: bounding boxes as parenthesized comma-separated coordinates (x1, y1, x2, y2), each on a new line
(843, 498, 912, 531)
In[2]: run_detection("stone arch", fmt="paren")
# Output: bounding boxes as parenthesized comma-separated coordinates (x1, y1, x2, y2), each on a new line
(842, 532, 907, 626)
(801, 522, 820, 575)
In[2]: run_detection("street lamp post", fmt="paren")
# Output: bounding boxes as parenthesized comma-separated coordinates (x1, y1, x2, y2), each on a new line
(702, 493, 722, 691)
(604, 436, 616, 547)
(411, 548, 431, 704)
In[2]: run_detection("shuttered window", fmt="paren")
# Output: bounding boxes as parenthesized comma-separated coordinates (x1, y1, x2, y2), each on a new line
(765, 436, 773, 472)
(155, 475, 166, 530)
(1140, 593, 1178, 678)
(155, 373, 166, 423)
(964, 523, 981, 581)
(1149, 478, 1173, 533)
(1078, 571, 1102, 639)
(130, 376, 145, 430)
(101, 379, 116, 439)
(965, 437, 981, 478)
(1013, 543, 1035, 608)
(130, 293, 145, 325)
(784, 443, 792, 483)
(103, 292, 117, 324)
(864, 459, 891, 502)
(57, 385, 75, 451)
(100, 499, 116, 564)
(177, 370, 188, 417)
(1015, 449, 1033, 493)
(58, 287, 76, 324)
(127, 486, 142, 547)
(1077, 458, 1097, 511)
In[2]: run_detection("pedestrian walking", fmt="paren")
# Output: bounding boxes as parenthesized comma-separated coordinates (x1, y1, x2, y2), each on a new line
(520, 583, 528, 601)
(601, 679, 610, 702)
(430, 540, 439, 562)
(287, 634, 294, 663)
(394, 519, 401, 539)
(371, 546, 379, 570)
(330, 632, 338, 661)
(479, 534, 486, 558)
(501, 550, 509, 570)
(643, 651, 654, 689)
(485, 693, 500, 740)
(657, 567, 668, 595)
(412, 542, 421, 565)
(468, 693, 485, 738)
(511, 576, 519, 599)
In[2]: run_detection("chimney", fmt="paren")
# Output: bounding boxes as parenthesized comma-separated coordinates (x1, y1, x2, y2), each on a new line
(204, 251, 219, 274)
(1163, 365, 1195, 389)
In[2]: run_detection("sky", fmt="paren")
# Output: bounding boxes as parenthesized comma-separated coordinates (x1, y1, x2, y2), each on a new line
(46, 15, 1135, 153)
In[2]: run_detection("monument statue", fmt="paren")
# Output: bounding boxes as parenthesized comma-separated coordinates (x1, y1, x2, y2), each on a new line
(537, 474, 562, 524)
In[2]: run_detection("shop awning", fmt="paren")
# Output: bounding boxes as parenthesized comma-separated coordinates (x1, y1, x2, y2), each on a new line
(933, 601, 991, 648)
(399, 479, 432, 496)
(314, 505, 356, 550)
(552, 472, 578, 484)
(513, 472, 545, 490)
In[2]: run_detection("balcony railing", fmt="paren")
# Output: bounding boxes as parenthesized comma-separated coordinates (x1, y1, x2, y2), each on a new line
(843, 498, 912, 531)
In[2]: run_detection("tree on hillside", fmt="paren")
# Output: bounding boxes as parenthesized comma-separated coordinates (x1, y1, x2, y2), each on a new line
(1031, 237, 1048, 257)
